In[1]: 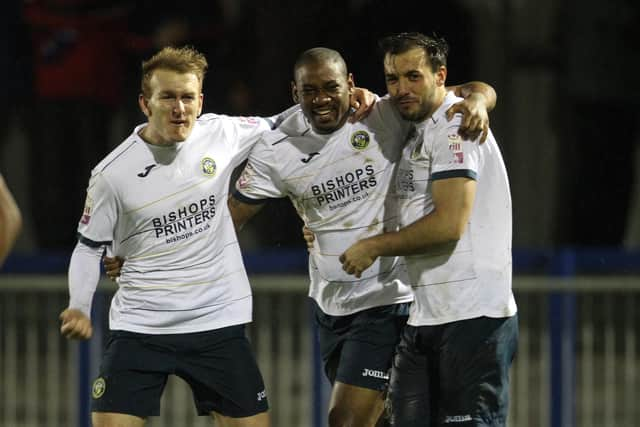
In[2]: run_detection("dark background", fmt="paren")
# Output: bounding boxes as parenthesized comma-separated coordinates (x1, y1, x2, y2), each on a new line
(2, 0, 639, 256)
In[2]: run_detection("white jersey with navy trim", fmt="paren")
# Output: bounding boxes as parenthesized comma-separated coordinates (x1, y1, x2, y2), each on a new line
(235, 98, 414, 316)
(396, 91, 517, 326)
(77, 113, 270, 334)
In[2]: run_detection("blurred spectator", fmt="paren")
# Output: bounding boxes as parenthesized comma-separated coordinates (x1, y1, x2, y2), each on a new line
(24, 0, 132, 250)
(23, 0, 228, 251)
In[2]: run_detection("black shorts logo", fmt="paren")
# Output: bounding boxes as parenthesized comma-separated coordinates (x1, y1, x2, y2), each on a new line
(92, 377, 106, 399)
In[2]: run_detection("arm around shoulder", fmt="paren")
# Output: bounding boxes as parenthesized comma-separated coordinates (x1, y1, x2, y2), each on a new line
(447, 81, 497, 111)
(228, 194, 265, 230)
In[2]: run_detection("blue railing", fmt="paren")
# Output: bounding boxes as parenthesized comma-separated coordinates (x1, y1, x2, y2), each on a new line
(2, 247, 640, 427)
(3, 247, 640, 275)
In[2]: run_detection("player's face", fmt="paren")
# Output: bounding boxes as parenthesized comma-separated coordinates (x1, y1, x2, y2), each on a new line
(138, 69, 203, 145)
(384, 47, 446, 122)
(292, 61, 354, 134)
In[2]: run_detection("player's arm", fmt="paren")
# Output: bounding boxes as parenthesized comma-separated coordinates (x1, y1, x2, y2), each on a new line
(0, 174, 22, 266)
(60, 239, 104, 339)
(349, 87, 377, 122)
(340, 177, 476, 278)
(228, 195, 265, 230)
(446, 81, 496, 111)
(63, 172, 117, 336)
(445, 81, 496, 142)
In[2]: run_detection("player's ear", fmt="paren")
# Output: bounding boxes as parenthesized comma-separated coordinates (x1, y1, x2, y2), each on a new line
(291, 81, 299, 103)
(435, 66, 447, 87)
(347, 73, 355, 91)
(139, 94, 151, 117)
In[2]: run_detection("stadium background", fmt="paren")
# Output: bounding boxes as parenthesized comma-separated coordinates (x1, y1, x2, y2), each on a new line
(1, 0, 639, 426)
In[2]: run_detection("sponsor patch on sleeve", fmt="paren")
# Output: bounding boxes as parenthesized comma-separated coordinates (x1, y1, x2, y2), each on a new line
(80, 195, 94, 225)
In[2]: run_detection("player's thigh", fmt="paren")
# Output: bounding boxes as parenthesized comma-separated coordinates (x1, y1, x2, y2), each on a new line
(332, 303, 409, 391)
(313, 299, 349, 384)
(211, 411, 270, 427)
(328, 305, 409, 426)
(329, 381, 385, 427)
(387, 326, 433, 427)
(91, 331, 171, 418)
(438, 315, 519, 426)
(177, 325, 269, 418)
(92, 412, 146, 427)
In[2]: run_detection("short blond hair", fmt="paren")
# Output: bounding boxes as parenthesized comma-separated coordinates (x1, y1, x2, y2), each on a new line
(141, 46, 208, 98)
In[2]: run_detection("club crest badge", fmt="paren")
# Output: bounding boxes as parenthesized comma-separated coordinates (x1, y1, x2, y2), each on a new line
(350, 130, 370, 150)
(201, 157, 216, 176)
(92, 377, 106, 399)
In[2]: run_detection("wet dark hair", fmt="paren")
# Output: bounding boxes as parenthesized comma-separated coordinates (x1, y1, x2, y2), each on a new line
(378, 32, 448, 71)
(293, 47, 348, 80)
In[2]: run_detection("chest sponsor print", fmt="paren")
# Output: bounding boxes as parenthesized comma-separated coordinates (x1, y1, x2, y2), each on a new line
(152, 195, 217, 244)
(310, 165, 378, 210)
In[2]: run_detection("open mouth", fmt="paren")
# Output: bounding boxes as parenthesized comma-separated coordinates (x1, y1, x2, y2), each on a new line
(313, 108, 335, 120)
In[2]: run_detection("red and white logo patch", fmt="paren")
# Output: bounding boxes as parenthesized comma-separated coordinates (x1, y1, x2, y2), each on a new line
(237, 164, 256, 190)
(80, 195, 93, 225)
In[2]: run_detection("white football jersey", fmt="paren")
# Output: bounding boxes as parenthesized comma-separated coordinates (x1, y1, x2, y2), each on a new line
(396, 92, 517, 326)
(235, 98, 414, 315)
(78, 113, 270, 334)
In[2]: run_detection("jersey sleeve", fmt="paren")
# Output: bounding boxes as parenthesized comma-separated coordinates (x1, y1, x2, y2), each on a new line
(264, 104, 301, 130)
(234, 137, 286, 203)
(430, 116, 480, 181)
(225, 105, 302, 167)
(67, 240, 103, 317)
(223, 116, 271, 168)
(76, 171, 118, 245)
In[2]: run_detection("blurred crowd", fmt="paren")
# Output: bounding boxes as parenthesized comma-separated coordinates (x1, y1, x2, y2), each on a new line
(1, 0, 639, 254)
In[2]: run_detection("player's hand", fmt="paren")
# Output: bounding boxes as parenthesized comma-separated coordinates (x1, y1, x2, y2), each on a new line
(446, 92, 490, 143)
(302, 225, 315, 252)
(103, 256, 125, 281)
(349, 87, 376, 123)
(59, 308, 93, 340)
(339, 240, 378, 278)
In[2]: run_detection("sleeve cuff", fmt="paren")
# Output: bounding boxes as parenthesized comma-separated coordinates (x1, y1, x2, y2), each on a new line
(77, 233, 111, 248)
(232, 191, 269, 205)
(431, 169, 477, 181)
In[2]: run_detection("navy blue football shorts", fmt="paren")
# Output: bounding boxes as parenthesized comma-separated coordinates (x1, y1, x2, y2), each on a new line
(91, 324, 268, 418)
(387, 315, 518, 426)
(313, 299, 410, 391)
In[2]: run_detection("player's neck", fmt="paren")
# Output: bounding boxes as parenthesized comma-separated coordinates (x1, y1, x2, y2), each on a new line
(138, 126, 179, 147)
